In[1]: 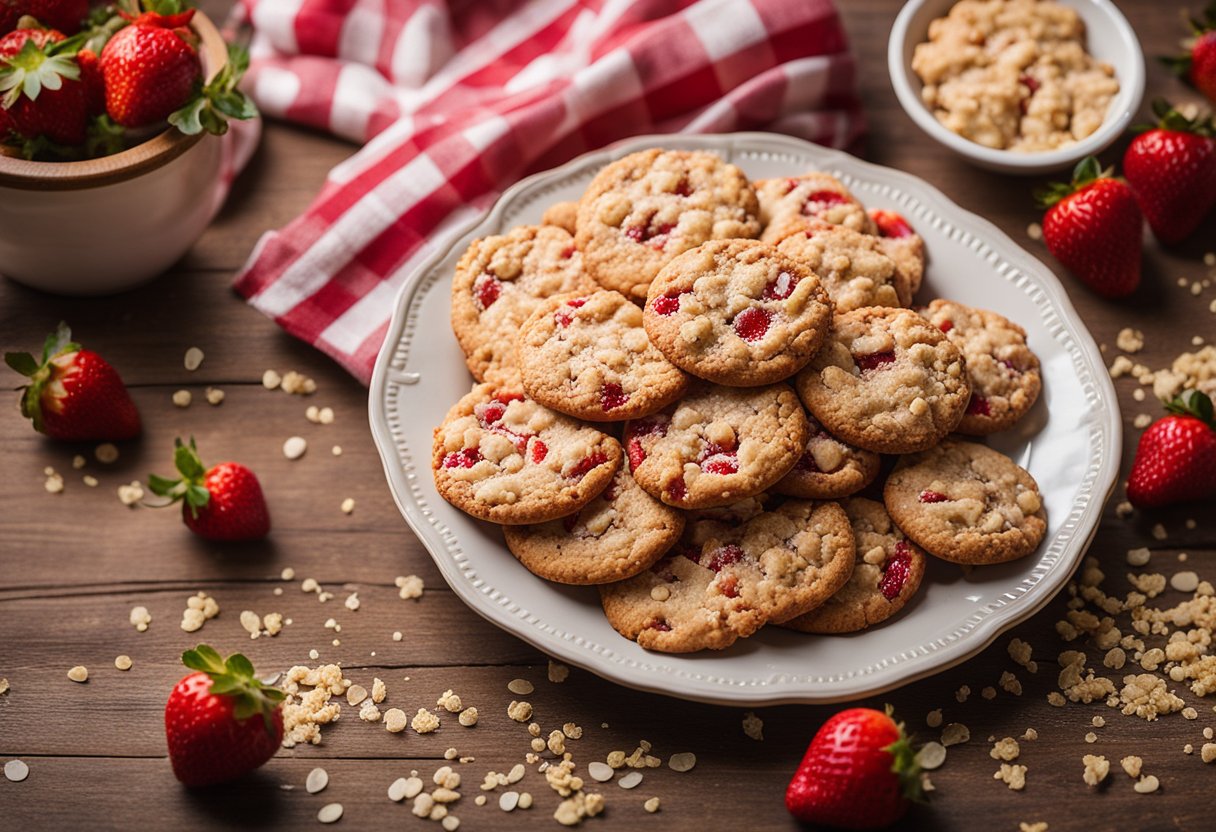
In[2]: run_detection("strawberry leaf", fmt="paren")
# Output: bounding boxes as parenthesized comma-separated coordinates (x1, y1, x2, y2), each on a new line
(147, 472, 185, 497)
(174, 437, 207, 480)
(182, 644, 226, 675)
(4, 351, 39, 376)
(168, 44, 257, 137)
(167, 96, 204, 135)
(181, 644, 284, 735)
(151, 437, 213, 517)
(1165, 389, 1216, 427)
(226, 653, 255, 678)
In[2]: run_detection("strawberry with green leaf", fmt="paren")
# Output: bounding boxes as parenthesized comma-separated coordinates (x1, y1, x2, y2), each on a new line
(1165, 2, 1216, 104)
(1035, 156, 1143, 299)
(1127, 390, 1216, 508)
(0, 24, 89, 149)
(166, 644, 284, 787)
(1123, 100, 1216, 244)
(4, 321, 141, 441)
(149, 438, 271, 542)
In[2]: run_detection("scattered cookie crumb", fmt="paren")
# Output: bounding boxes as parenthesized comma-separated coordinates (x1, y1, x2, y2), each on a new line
(396, 575, 424, 600)
(742, 711, 764, 741)
(183, 346, 204, 371)
(4, 760, 30, 782)
(916, 742, 947, 771)
(548, 660, 569, 683)
(340, 497, 355, 514)
(67, 665, 88, 683)
(114, 655, 132, 671)
(994, 763, 1027, 790)
(129, 605, 151, 632)
(172, 389, 192, 408)
(926, 708, 943, 728)
(117, 480, 144, 506)
(205, 387, 225, 405)
(1082, 754, 1109, 786)
(283, 436, 307, 460)
(1116, 328, 1144, 354)
(1133, 774, 1160, 794)
(942, 723, 970, 747)
(180, 592, 219, 633)
(412, 708, 441, 734)
(95, 443, 118, 464)
(643, 796, 660, 813)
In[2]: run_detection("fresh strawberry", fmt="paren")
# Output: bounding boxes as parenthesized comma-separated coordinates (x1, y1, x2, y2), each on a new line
(786, 707, 924, 830)
(1122, 100, 1216, 244)
(148, 438, 271, 541)
(0, 0, 89, 35)
(4, 321, 141, 441)
(0, 25, 89, 147)
(1035, 156, 1143, 298)
(1165, 2, 1216, 104)
(99, 7, 199, 127)
(74, 44, 101, 114)
(1126, 390, 1216, 508)
(165, 644, 284, 787)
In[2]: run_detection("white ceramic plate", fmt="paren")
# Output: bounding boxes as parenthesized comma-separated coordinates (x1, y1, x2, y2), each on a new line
(369, 133, 1121, 706)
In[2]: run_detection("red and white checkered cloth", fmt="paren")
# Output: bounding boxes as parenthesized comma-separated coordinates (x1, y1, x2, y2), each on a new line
(231, 0, 864, 384)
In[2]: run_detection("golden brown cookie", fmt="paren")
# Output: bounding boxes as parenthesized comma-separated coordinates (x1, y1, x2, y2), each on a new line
(516, 289, 688, 422)
(772, 415, 881, 500)
(502, 466, 684, 585)
(431, 383, 621, 525)
(883, 440, 1047, 565)
(783, 498, 926, 634)
(795, 307, 970, 454)
(642, 240, 833, 387)
(574, 149, 760, 301)
(869, 209, 926, 297)
(753, 172, 875, 232)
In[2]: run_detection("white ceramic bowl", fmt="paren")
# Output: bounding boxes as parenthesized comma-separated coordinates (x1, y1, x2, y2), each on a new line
(888, 0, 1145, 175)
(0, 13, 229, 296)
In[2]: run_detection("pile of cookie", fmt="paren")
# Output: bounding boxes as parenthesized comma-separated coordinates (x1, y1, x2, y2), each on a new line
(433, 148, 1047, 654)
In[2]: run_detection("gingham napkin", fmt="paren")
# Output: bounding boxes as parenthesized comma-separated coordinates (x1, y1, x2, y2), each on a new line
(231, 0, 864, 383)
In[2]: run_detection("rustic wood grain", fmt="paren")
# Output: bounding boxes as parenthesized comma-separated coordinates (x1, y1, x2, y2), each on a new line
(2, 2, 1215, 830)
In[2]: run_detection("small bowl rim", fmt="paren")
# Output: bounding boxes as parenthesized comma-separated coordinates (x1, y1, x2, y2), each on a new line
(0, 9, 228, 191)
(888, 0, 1147, 174)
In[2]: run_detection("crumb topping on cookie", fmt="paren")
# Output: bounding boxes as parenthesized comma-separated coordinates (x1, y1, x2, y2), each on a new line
(768, 219, 910, 312)
(754, 172, 875, 232)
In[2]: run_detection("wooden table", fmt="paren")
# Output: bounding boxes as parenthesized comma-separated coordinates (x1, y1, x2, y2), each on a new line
(2, 3, 1214, 829)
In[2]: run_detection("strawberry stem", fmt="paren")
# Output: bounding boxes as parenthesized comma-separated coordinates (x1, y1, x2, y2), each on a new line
(1164, 389, 1216, 428)
(880, 708, 926, 805)
(3, 322, 81, 433)
(1033, 156, 1114, 209)
(182, 644, 284, 734)
(148, 437, 213, 517)
(168, 43, 257, 137)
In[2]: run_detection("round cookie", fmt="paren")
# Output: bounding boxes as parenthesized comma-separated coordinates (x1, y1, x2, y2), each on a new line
(773, 415, 881, 500)
(869, 209, 926, 296)
(753, 172, 875, 232)
(922, 299, 1042, 435)
(642, 240, 833, 387)
(541, 200, 579, 234)
(574, 149, 761, 301)
(766, 217, 911, 312)
(431, 383, 621, 525)
(451, 225, 598, 382)
(516, 289, 688, 422)
(783, 498, 926, 634)
(599, 550, 764, 653)
(623, 383, 809, 509)
(684, 499, 856, 624)
(503, 466, 684, 585)
(796, 307, 970, 454)
(883, 439, 1047, 565)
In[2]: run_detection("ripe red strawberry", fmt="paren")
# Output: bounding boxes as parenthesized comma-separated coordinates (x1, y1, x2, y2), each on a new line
(786, 707, 924, 830)
(149, 438, 271, 541)
(4, 321, 141, 441)
(100, 8, 200, 128)
(1165, 2, 1216, 104)
(75, 45, 102, 114)
(0, 0, 89, 35)
(1126, 390, 1216, 508)
(0, 26, 89, 146)
(166, 644, 284, 787)
(1123, 100, 1216, 244)
(1036, 156, 1143, 298)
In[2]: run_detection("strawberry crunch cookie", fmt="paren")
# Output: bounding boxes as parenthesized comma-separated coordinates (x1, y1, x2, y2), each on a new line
(623, 383, 808, 509)
(516, 290, 688, 422)
(684, 499, 855, 625)
(431, 383, 622, 525)
(753, 172, 875, 232)
(502, 466, 684, 585)
(869, 209, 926, 296)
(765, 218, 911, 312)
(541, 201, 579, 234)
(796, 307, 970, 454)
(772, 415, 881, 500)
(883, 439, 1047, 565)
(922, 299, 1042, 434)
(451, 225, 598, 382)
(783, 498, 926, 634)
(599, 550, 762, 653)
(642, 240, 833, 387)
(574, 149, 761, 300)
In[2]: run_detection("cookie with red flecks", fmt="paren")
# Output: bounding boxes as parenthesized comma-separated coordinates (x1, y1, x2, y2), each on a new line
(451, 225, 598, 382)
(683, 498, 856, 625)
(623, 383, 808, 509)
(921, 299, 1042, 435)
(642, 240, 833, 387)
(754, 172, 875, 233)
(502, 465, 684, 585)
(574, 149, 761, 301)
(883, 440, 1047, 565)
(783, 498, 926, 634)
(772, 414, 881, 500)
(765, 217, 911, 312)
(869, 209, 926, 297)
(599, 547, 763, 653)
(516, 289, 688, 422)
(795, 307, 969, 454)
(431, 383, 621, 525)
(541, 200, 579, 234)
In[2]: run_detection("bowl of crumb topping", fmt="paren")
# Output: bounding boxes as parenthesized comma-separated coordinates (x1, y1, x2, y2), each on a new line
(889, 0, 1145, 174)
